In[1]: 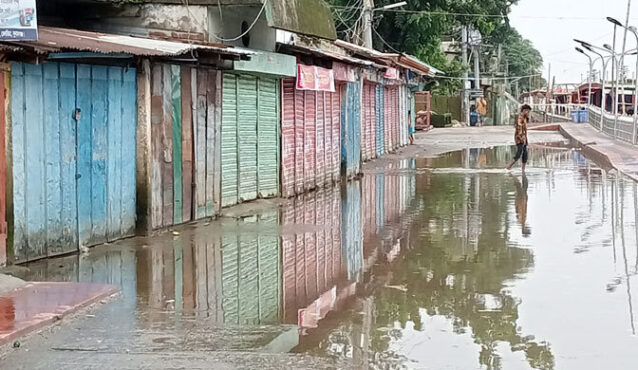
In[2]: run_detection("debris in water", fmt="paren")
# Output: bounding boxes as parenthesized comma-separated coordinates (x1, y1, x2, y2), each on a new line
(172, 231, 180, 236)
(384, 285, 408, 292)
(13, 341, 20, 348)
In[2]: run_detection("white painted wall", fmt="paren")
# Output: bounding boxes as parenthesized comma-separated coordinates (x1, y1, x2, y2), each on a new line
(208, 5, 276, 51)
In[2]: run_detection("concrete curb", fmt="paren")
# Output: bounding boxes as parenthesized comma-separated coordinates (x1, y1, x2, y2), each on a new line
(558, 124, 638, 182)
(0, 283, 119, 347)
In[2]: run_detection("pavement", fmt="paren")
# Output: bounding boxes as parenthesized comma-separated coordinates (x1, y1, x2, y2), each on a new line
(0, 276, 118, 347)
(557, 122, 638, 181)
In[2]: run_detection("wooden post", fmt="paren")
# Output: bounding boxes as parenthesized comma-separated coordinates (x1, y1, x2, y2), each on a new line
(136, 59, 152, 234)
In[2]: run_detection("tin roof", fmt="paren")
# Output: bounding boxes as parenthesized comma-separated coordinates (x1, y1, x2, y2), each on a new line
(2, 26, 254, 57)
(280, 37, 376, 67)
(334, 40, 441, 77)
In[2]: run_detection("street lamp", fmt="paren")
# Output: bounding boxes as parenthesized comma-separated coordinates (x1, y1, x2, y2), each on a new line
(380, 1, 407, 10)
(575, 47, 594, 106)
(363, 1, 407, 48)
(579, 42, 611, 131)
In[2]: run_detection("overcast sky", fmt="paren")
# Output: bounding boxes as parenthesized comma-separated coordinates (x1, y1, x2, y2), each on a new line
(509, 0, 637, 84)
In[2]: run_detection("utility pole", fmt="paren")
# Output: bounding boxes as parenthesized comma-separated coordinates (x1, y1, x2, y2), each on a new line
(462, 26, 470, 125)
(619, 0, 633, 117)
(546, 63, 551, 117)
(474, 43, 481, 96)
(362, 0, 374, 48)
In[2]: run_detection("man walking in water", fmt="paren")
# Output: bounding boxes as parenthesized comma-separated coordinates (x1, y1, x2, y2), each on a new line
(507, 104, 531, 172)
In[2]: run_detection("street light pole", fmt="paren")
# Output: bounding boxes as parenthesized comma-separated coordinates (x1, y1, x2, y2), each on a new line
(362, 1, 407, 49)
(578, 41, 610, 131)
(628, 26, 638, 144)
(575, 47, 594, 106)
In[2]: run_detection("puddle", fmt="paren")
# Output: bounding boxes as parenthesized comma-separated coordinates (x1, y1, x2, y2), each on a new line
(12, 145, 638, 369)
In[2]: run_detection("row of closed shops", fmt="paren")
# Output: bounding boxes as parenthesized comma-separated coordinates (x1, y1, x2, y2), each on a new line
(0, 27, 433, 265)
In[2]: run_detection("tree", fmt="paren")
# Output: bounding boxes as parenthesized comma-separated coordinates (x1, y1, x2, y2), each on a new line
(327, 0, 544, 94)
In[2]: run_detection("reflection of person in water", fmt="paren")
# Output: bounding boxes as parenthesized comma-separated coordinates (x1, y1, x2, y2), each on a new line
(513, 174, 531, 237)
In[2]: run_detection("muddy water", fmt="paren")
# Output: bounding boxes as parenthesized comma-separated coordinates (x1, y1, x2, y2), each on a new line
(17, 145, 638, 369)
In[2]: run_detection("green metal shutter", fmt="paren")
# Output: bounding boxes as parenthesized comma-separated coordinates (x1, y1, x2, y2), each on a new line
(257, 77, 280, 198)
(221, 74, 239, 207)
(238, 75, 258, 202)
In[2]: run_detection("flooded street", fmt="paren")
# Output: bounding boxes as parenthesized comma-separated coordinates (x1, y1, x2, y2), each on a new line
(6, 144, 638, 369)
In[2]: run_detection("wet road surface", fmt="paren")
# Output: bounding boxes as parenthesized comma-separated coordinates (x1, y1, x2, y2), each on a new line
(3, 144, 638, 369)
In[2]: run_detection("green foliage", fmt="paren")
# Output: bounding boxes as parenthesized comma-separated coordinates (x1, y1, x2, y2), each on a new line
(328, 0, 544, 94)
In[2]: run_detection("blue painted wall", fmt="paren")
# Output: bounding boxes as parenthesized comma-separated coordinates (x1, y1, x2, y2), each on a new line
(11, 62, 137, 262)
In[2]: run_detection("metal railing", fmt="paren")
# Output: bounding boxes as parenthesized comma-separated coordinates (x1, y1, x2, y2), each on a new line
(587, 106, 638, 145)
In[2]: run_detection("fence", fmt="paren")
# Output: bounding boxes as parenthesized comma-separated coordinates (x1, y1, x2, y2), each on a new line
(587, 106, 637, 145)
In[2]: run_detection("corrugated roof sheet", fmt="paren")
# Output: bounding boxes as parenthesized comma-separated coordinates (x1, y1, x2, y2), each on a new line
(335, 39, 441, 77)
(2, 26, 254, 57)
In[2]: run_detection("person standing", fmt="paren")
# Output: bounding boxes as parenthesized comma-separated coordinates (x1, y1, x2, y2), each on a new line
(408, 111, 415, 145)
(507, 104, 531, 172)
(477, 96, 488, 126)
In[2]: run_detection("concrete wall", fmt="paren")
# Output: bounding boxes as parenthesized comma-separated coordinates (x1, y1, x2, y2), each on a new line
(68, 4, 210, 41)
(208, 5, 276, 51)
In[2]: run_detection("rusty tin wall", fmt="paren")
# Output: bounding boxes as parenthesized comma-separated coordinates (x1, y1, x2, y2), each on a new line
(150, 65, 221, 230)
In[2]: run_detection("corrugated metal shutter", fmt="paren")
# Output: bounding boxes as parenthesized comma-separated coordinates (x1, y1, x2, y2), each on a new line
(304, 91, 317, 191)
(375, 85, 385, 156)
(221, 74, 239, 207)
(316, 92, 326, 189)
(361, 83, 375, 162)
(281, 79, 296, 198)
(238, 76, 258, 202)
(341, 82, 361, 178)
(221, 74, 280, 207)
(282, 79, 341, 197)
(331, 90, 341, 181)
(257, 77, 279, 198)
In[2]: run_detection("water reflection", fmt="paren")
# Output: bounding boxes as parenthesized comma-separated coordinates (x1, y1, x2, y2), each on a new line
(16, 146, 638, 369)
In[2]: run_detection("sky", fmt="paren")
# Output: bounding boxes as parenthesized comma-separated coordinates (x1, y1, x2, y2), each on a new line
(509, 0, 636, 85)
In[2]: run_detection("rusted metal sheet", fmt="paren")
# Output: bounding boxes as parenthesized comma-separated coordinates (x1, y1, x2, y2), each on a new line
(150, 65, 220, 230)
(281, 78, 341, 197)
(281, 186, 344, 324)
(8, 26, 253, 57)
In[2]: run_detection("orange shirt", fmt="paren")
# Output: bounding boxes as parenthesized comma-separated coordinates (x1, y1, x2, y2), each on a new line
(515, 114, 528, 145)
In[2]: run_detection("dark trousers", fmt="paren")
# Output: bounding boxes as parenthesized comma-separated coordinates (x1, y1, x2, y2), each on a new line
(513, 143, 528, 163)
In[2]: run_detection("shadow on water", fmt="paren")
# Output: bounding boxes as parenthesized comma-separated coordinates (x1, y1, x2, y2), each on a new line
(14, 145, 638, 369)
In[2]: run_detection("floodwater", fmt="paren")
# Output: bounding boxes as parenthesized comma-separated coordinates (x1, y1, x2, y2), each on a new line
(14, 145, 638, 369)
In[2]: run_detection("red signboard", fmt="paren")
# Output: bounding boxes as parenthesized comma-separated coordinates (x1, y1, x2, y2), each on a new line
(384, 67, 399, 80)
(297, 65, 335, 92)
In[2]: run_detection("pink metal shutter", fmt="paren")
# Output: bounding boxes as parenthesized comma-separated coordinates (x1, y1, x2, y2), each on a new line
(304, 91, 316, 191)
(294, 87, 305, 195)
(281, 79, 296, 198)
(316, 92, 326, 189)
(332, 90, 341, 180)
